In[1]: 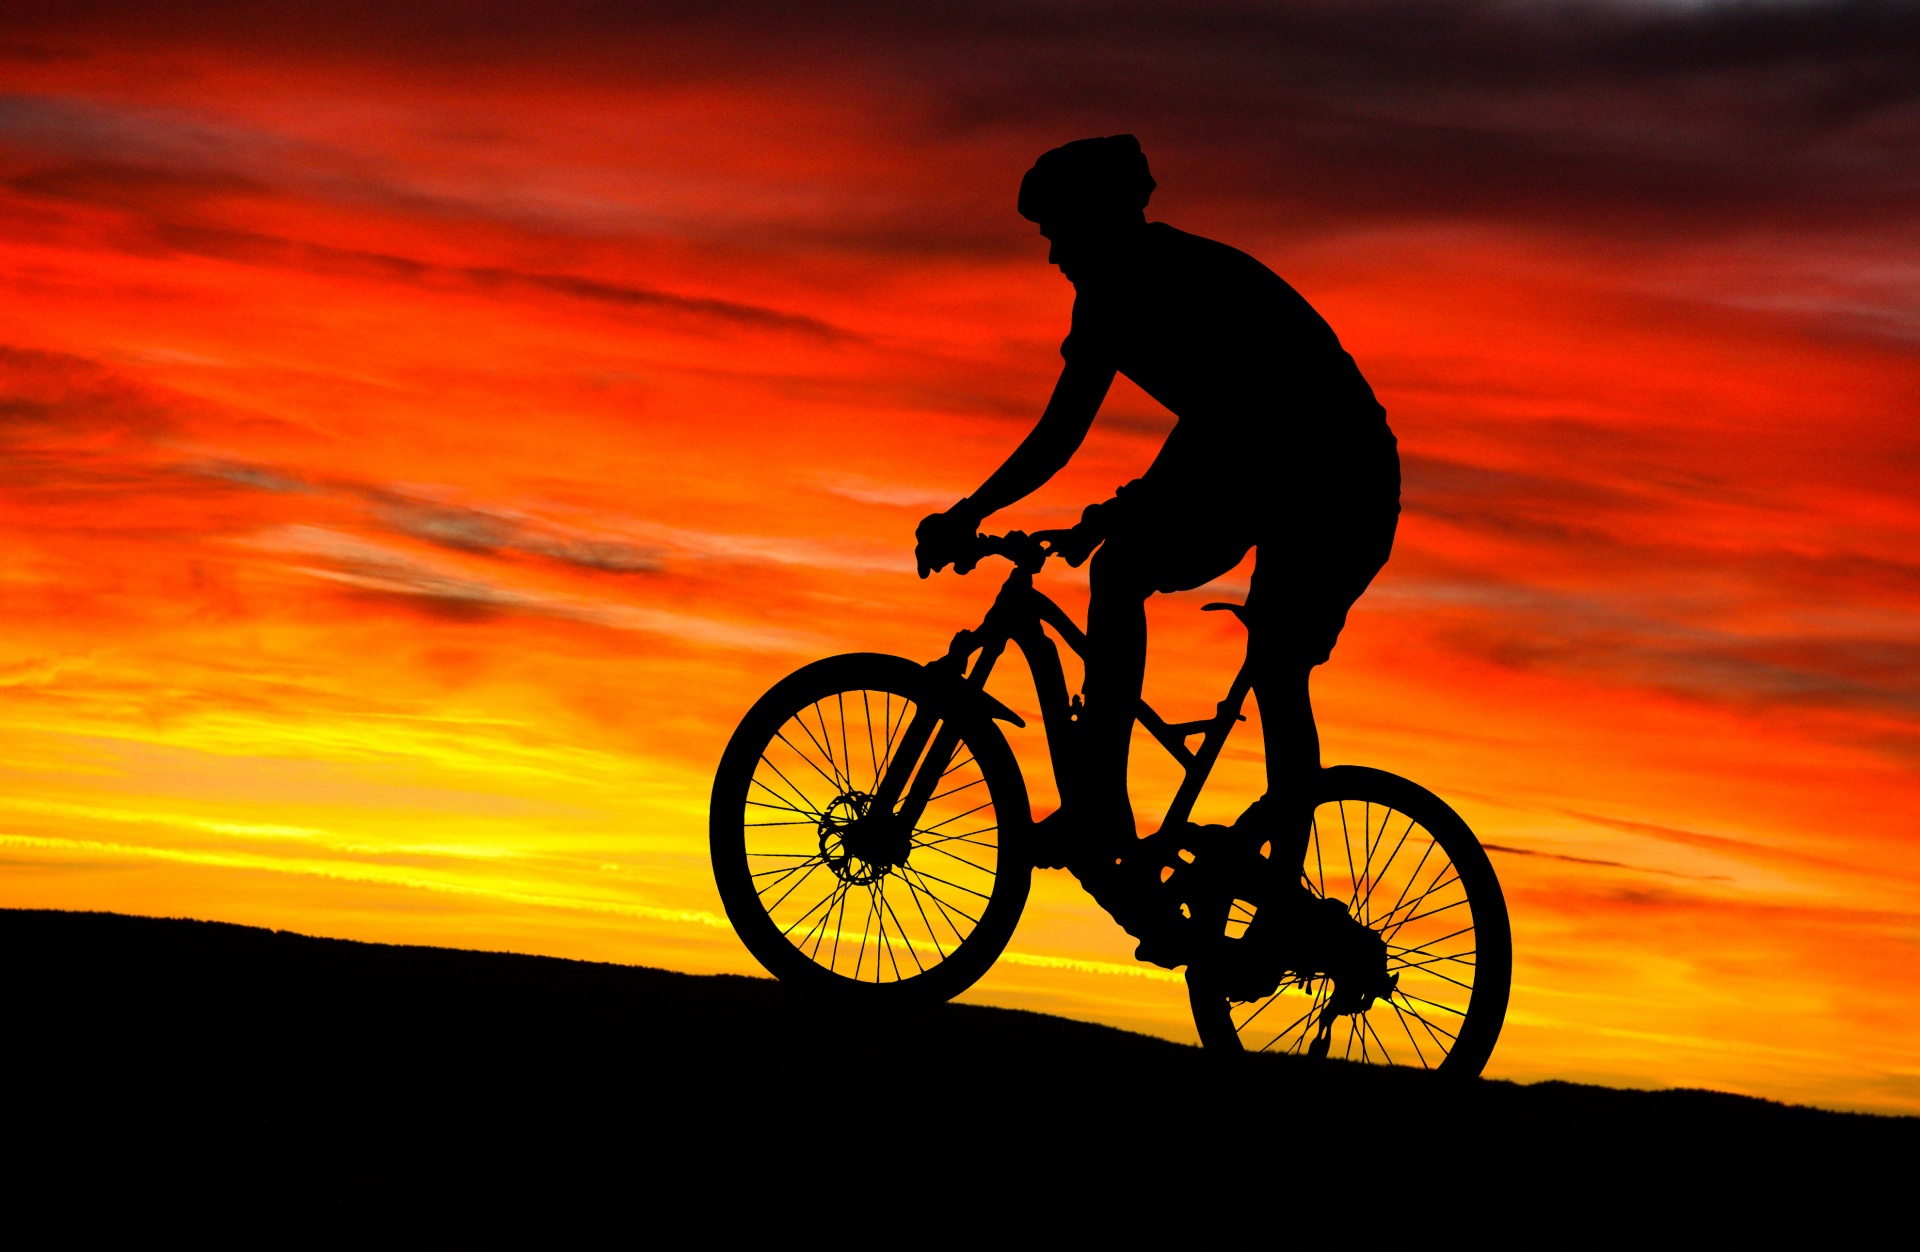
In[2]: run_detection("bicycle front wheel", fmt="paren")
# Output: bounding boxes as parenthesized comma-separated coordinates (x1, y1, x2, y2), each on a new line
(1188, 766, 1511, 1076)
(710, 653, 1032, 1006)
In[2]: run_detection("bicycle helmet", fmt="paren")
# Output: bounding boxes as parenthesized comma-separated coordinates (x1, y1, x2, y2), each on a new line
(1017, 134, 1156, 227)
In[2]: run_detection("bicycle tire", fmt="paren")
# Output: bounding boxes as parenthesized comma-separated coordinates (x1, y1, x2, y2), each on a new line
(710, 652, 1032, 1006)
(1187, 765, 1511, 1077)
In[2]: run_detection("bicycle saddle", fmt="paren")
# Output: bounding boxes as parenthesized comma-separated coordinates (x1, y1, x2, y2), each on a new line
(1201, 601, 1253, 627)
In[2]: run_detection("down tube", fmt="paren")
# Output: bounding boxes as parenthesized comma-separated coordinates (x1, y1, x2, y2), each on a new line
(1008, 621, 1078, 802)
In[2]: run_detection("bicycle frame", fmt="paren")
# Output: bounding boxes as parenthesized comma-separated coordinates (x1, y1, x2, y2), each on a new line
(882, 535, 1254, 847)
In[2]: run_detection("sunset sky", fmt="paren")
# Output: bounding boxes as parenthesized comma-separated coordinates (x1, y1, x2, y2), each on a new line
(3, 1, 1918, 1113)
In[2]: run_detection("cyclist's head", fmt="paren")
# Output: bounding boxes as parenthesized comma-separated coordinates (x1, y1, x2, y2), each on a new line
(1018, 135, 1155, 234)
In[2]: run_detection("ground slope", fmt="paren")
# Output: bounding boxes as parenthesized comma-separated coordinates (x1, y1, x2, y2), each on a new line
(2, 908, 1909, 1230)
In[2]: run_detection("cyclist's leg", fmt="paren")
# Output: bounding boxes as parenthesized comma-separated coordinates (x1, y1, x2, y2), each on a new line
(1077, 551, 1148, 842)
(1243, 448, 1400, 854)
(1076, 494, 1252, 846)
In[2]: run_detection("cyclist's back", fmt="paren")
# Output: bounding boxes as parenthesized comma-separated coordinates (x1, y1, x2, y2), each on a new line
(1062, 220, 1389, 480)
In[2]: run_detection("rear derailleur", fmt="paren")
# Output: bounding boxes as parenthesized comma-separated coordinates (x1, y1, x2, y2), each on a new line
(1069, 813, 1397, 1020)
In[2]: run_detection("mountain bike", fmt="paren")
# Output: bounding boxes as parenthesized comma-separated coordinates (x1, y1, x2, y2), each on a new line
(710, 529, 1511, 1074)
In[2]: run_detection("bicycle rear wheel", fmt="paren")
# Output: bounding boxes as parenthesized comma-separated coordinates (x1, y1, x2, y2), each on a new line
(710, 653, 1031, 1006)
(1187, 766, 1511, 1076)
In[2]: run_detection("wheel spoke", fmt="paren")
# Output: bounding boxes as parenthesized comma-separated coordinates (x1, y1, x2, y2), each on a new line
(899, 864, 984, 922)
(928, 775, 987, 804)
(758, 749, 834, 818)
(1407, 964, 1476, 993)
(853, 884, 880, 981)
(1394, 988, 1467, 1022)
(879, 886, 924, 975)
(1394, 993, 1460, 1048)
(900, 872, 967, 946)
(1376, 836, 1439, 932)
(1358, 801, 1378, 925)
(898, 875, 948, 961)
(1240, 993, 1316, 1046)
(912, 827, 999, 851)
(1339, 801, 1359, 912)
(775, 727, 844, 798)
(806, 699, 850, 793)
(827, 879, 852, 970)
(748, 777, 824, 824)
(1369, 815, 1419, 916)
(745, 795, 823, 819)
(916, 798, 994, 834)
(1384, 894, 1470, 942)
(765, 860, 832, 916)
(752, 856, 822, 890)
(1388, 948, 1476, 975)
(790, 879, 846, 951)
(915, 841, 994, 876)
(1376, 867, 1462, 928)
(1388, 924, 1475, 956)
(836, 692, 854, 797)
(1389, 999, 1433, 1068)
(1361, 1012, 1397, 1066)
(879, 692, 906, 781)
(898, 864, 992, 902)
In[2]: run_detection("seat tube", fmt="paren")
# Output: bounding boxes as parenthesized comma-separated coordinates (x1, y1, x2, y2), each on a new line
(1009, 621, 1076, 801)
(1162, 661, 1255, 828)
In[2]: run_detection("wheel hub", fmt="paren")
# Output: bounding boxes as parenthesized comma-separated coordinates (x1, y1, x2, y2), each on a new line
(818, 791, 910, 884)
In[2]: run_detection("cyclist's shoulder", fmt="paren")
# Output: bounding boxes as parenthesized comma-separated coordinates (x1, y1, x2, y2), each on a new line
(1141, 222, 1297, 301)
(1145, 222, 1275, 270)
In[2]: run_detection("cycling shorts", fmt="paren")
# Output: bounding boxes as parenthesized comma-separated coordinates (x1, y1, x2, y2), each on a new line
(1089, 437, 1399, 667)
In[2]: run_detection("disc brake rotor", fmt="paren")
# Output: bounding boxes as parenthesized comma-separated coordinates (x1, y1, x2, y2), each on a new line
(818, 791, 889, 885)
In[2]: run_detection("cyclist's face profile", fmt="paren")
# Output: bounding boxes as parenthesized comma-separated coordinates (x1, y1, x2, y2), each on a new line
(1039, 217, 1140, 284)
(1039, 222, 1094, 282)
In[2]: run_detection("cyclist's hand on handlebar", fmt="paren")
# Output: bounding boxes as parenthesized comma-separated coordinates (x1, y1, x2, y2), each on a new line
(1051, 500, 1111, 568)
(915, 505, 984, 578)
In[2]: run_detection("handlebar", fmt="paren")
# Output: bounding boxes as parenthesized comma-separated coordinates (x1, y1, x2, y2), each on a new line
(919, 516, 1104, 579)
(951, 526, 1103, 577)
(972, 529, 1074, 568)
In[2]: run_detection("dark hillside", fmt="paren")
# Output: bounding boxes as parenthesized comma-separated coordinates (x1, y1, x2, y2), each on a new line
(1, 909, 1908, 1231)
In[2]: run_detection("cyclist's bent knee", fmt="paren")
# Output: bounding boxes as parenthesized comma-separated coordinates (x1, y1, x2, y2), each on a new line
(1088, 539, 1156, 602)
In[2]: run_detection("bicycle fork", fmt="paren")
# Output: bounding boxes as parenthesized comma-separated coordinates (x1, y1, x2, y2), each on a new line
(871, 573, 1055, 845)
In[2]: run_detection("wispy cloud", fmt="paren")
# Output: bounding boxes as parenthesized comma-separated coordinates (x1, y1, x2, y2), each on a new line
(244, 525, 815, 651)
(815, 473, 959, 509)
(369, 497, 663, 574)
(1482, 840, 1731, 883)
(186, 454, 906, 577)
(1379, 573, 1920, 726)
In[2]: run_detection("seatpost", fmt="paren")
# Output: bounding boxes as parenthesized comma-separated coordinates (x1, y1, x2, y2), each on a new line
(1161, 609, 1259, 828)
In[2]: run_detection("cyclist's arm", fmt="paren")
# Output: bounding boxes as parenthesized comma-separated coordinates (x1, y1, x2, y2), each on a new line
(959, 359, 1116, 521)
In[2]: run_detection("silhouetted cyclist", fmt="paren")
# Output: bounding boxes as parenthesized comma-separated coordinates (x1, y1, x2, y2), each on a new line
(916, 135, 1399, 947)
